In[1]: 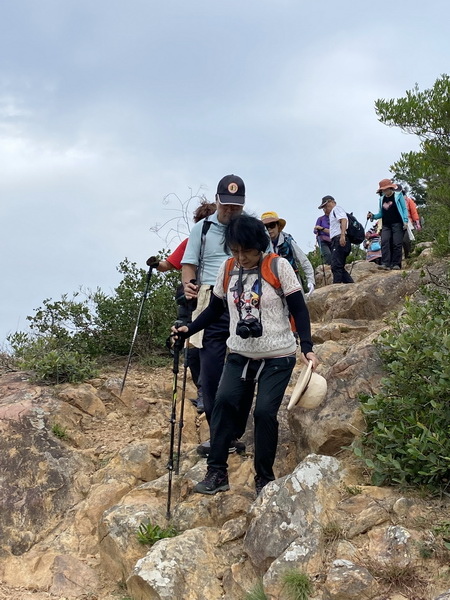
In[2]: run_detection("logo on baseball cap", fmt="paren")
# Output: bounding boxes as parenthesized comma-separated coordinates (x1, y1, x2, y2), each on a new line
(216, 174, 246, 206)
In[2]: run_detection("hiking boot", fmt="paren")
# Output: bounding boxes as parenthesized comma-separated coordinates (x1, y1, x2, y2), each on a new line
(255, 476, 271, 496)
(194, 468, 230, 495)
(197, 439, 246, 458)
(391, 265, 401, 270)
(379, 264, 390, 270)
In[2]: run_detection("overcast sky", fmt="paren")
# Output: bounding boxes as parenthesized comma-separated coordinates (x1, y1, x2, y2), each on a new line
(1, 0, 449, 344)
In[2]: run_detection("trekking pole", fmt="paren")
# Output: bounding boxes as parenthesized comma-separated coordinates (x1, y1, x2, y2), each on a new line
(120, 265, 153, 396)
(166, 320, 184, 521)
(175, 283, 196, 474)
(175, 338, 189, 475)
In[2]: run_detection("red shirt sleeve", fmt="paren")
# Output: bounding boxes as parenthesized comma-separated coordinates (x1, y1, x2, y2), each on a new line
(167, 238, 188, 270)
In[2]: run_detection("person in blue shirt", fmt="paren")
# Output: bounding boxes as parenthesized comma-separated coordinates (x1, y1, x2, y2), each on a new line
(367, 179, 408, 270)
(181, 174, 246, 456)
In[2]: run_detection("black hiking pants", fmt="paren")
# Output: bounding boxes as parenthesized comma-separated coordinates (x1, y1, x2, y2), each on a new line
(207, 353, 296, 482)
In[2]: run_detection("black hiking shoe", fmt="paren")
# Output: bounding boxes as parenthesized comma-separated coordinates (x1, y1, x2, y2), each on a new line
(194, 468, 230, 495)
(255, 476, 271, 497)
(196, 439, 246, 458)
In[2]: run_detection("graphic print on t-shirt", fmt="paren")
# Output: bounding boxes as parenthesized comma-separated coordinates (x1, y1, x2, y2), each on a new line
(231, 277, 261, 321)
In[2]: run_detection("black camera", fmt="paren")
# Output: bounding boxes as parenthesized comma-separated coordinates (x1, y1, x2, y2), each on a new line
(236, 317, 263, 339)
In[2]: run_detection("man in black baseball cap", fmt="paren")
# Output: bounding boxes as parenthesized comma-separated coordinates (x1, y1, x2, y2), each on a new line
(216, 174, 246, 206)
(181, 173, 246, 458)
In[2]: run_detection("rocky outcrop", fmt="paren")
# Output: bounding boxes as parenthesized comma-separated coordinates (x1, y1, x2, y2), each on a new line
(1, 262, 450, 600)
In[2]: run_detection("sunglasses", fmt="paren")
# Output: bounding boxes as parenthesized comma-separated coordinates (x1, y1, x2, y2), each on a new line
(265, 221, 279, 230)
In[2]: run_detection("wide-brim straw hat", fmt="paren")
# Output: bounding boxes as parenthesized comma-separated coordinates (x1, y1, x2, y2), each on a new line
(260, 211, 286, 231)
(287, 361, 328, 410)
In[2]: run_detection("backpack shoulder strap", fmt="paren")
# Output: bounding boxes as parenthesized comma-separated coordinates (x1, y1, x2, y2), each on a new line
(223, 253, 285, 299)
(197, 217, 213, 283)
(260, 253, 282, 289)
(222, 257, 237, 294)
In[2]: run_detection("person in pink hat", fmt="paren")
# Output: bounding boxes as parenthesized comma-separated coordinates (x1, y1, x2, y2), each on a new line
(367, 179, 408, 270)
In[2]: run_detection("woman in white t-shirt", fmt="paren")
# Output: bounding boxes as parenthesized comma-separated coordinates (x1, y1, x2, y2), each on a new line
(173, 214, 318, 497)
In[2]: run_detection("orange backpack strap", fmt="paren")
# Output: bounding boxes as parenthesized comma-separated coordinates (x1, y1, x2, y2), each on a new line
(223, 257, 237, 296)
(224, 253, 283, 294)
(261, 253, 283, 294)
(262, 253, 297, 332)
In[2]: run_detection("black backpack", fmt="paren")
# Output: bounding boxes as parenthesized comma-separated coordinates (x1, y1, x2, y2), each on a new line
(346, 213, 365, 244)
(330, 210, 364, 246)
(332, 210, 365, 244)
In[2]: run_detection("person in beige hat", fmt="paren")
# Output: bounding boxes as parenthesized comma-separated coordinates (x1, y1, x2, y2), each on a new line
(367, 179, 408, 270)
(260, 211, 315, 297)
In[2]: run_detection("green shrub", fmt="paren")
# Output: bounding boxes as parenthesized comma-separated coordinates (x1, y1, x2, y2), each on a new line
(7, 256, 179, 382)
(9, 334, 98, 384)
(356, 275, 450, 490)
(136, 521, 178, 546)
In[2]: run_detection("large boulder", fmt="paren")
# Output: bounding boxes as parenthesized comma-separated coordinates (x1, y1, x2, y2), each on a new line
(0, 373, 93, 558)
(244, 454, 343, 596)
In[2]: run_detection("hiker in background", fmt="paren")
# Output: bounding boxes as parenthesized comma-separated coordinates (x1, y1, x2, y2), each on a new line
(367, 179, 408, 270)
(318, 195, 354, 284)
(181, 174, 247, 457)
(260, 211, 315, 297)
(172, 214, 318, 497)
(364, 222, 382, 264)
(147, 199, 217, 414)
(396, 186, 421, 259)
(313, 207, 331, 265)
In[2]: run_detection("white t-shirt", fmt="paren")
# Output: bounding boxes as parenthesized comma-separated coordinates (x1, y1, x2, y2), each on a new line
(213, 255, 302, 359)
(329, 205, 348, 238)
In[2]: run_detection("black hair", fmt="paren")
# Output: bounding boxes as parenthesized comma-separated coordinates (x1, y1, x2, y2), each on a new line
(224, 214, 269, 253)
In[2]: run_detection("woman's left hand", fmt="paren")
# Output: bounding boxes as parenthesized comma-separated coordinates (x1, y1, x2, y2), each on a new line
(302, 351, 319, 370)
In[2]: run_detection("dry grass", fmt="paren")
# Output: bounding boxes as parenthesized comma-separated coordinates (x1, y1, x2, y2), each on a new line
(363, 558, 429, 598)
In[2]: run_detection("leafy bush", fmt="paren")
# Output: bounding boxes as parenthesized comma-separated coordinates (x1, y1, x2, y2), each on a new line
(7, 256, 180, 382)
(9, 334, 98, 384)
(356, 274, 450, 490)
(136, 521, 178, 546)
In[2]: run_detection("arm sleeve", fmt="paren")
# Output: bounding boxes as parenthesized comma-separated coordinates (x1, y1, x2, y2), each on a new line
(408, 198, 420, 222)
(372, 197, 382, 220)
(285, 291, 313, 356)
(167, 238, 188, 270)
(187, 293, 226, 336)
(181, 221, 203, 266)
(398, 195, 409, 223)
